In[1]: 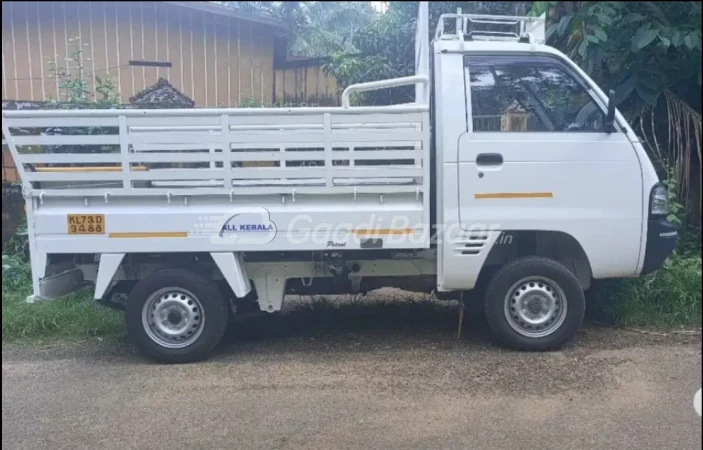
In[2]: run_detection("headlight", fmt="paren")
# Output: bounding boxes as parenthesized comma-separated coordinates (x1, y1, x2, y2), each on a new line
(650, 183, 670, 216)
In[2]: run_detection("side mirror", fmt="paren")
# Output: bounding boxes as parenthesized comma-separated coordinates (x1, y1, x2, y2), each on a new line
(605, 89, 616, 133)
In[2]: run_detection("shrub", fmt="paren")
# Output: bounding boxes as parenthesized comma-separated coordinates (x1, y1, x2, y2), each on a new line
(588, 230, 702, 328)
(1, 225, 30, 294)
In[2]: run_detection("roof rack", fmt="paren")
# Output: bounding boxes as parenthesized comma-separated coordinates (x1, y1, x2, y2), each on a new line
(434, 10, 546, 45)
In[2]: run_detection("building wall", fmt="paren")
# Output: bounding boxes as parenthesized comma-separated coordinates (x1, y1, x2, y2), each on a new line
(1, 1, 338, 108)
(274, 64, 338, 107)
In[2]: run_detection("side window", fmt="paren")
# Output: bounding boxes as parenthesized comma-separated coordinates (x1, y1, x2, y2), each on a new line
(468, 57, 606, 132)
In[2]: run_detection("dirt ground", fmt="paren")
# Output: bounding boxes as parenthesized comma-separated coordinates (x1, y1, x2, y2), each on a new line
(2, 302, 702, 450)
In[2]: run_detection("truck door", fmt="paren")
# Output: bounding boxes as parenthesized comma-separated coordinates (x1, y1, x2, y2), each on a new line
(458, 54, 643, 278)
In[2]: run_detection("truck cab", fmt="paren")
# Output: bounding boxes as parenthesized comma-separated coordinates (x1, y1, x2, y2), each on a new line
(429, 14, 672, 289)
(1, 5, 677, 363)
(427, 11, 676, 348)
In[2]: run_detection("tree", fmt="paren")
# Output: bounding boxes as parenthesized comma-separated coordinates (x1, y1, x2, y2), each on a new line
(534, 1, 701, 114)
(222, 1, 377, 57)
(323, 2, 526, 105)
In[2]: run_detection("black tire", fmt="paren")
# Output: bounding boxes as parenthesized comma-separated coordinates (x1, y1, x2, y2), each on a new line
(484, 256, 585, 351)
(125, 269, 229, 363)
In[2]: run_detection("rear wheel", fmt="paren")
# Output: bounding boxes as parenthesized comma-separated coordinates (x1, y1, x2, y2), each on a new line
(125, 269, 229, 363)
(484, 256, 585, 351)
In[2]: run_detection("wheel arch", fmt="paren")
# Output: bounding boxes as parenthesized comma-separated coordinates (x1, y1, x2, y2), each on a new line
(477, 230, 593, 291)
(91, 252, 225, 300)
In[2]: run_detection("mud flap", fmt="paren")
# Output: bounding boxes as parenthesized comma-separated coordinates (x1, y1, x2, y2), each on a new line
(210, 252, 252, 298)
(94, 253, 125, 300)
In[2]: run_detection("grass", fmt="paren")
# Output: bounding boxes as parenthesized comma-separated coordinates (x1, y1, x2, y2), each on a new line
(2, 288, 124, 344)
(587, 233, 702, 329)
(2, 232, 123, 344)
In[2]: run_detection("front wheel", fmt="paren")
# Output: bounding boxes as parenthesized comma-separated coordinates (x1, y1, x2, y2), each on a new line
(125, 269, 230, 363)
(484, 256, 585, 351)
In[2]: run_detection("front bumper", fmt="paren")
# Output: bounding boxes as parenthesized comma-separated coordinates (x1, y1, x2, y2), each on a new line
(641, 219, 678, 275)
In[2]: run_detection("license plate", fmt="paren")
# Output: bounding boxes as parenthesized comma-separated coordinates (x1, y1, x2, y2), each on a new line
(67, 214, 105, 234)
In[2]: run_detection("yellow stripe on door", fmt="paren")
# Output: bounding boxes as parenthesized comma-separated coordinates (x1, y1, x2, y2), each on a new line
(474, 192, 553, 199)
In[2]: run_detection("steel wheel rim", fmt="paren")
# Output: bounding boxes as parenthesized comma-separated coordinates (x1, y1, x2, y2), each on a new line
(504, 276, 568, 338)
(142, 287, 205, 349)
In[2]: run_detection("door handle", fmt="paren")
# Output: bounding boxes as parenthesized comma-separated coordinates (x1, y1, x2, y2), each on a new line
(476, 153, 503, 166)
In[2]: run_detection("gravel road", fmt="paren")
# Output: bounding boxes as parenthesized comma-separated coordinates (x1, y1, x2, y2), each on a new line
(2, 310, 702, 450)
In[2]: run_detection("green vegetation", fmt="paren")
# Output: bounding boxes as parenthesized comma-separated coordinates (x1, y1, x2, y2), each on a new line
(2, 231, 123, 343)
(323, 2, 524, 105)
(588, 233, 702, 328)
(46, 36, 122, 108)
(2, 289, 123, 344)
(223, 1, 377, 57)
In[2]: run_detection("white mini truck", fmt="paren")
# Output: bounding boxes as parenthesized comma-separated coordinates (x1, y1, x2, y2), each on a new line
(2, 5, 677, 363)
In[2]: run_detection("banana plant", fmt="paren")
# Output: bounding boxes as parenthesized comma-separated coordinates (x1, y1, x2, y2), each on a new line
(535, 1, 701, 113)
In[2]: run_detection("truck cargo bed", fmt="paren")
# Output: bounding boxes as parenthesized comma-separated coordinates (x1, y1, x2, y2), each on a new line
(2, 105, 431, 254)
